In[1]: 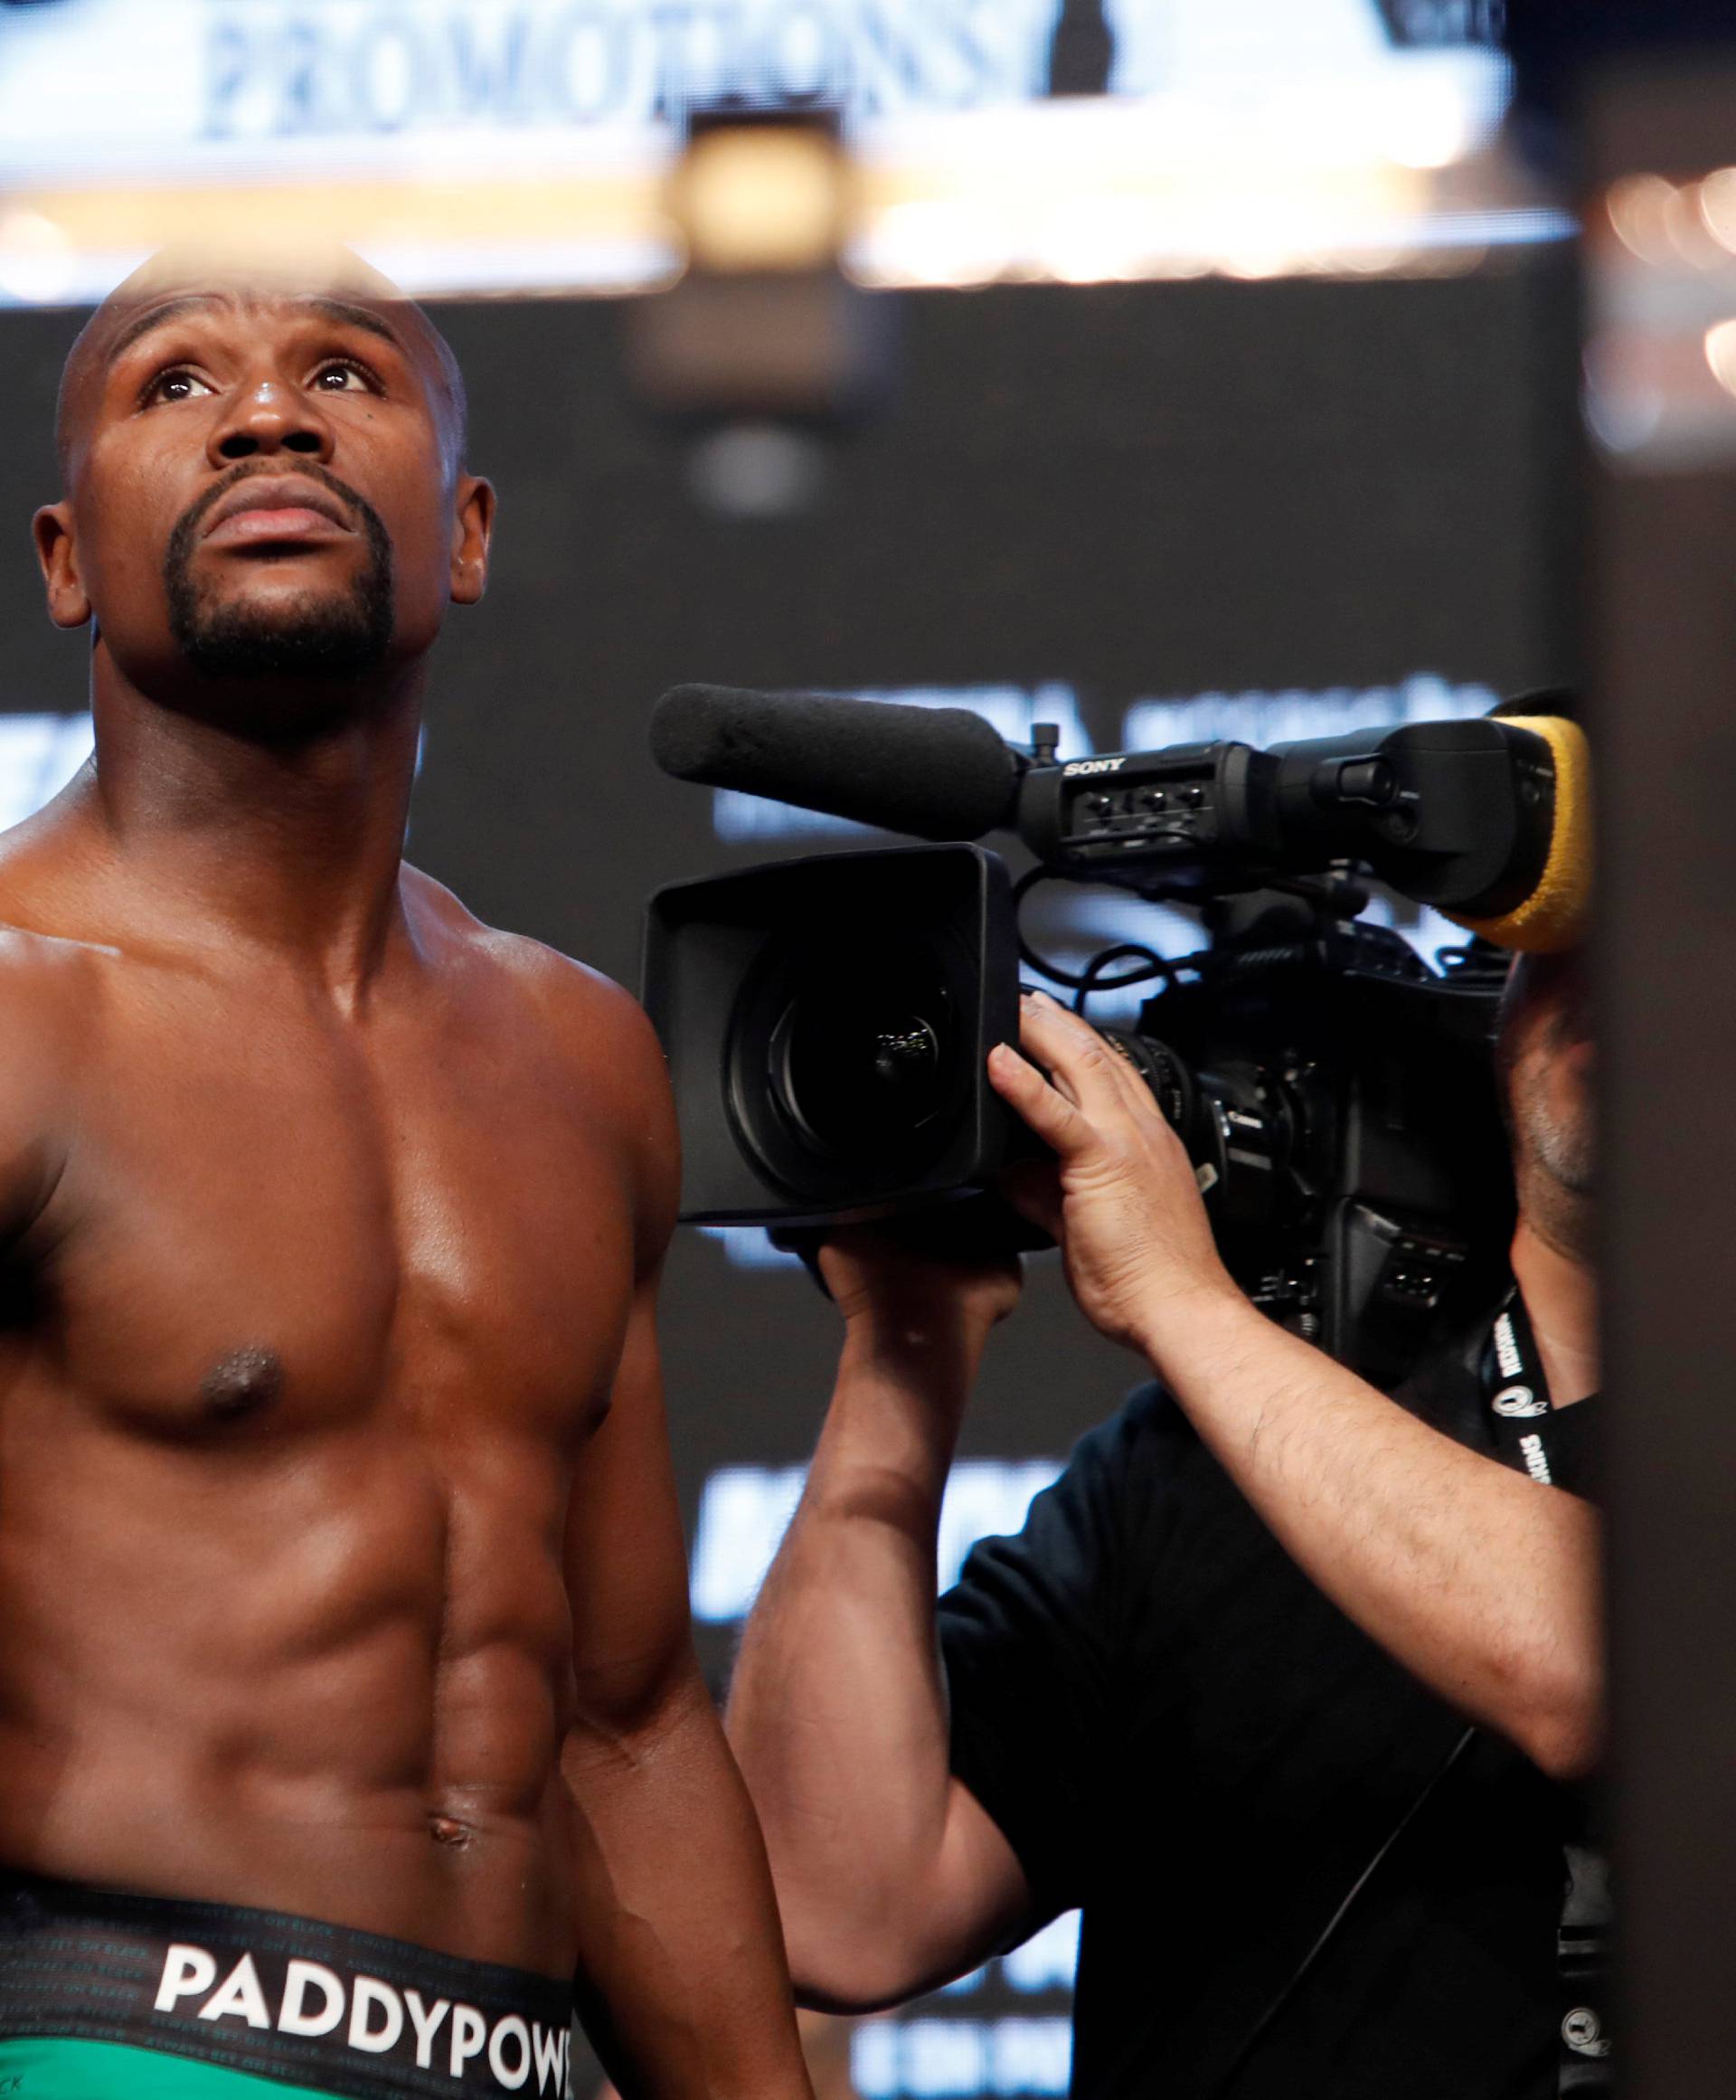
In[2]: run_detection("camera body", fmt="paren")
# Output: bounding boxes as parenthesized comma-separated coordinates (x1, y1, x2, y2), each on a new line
(643, 840, 1512, 1386)
(1095, 893, 1511, 1385)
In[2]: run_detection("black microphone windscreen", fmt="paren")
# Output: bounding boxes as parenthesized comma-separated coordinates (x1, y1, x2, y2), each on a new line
(649, 685, 1022, 841)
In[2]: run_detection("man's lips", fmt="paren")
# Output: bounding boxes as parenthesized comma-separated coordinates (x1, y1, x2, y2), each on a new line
(201, 478, 355, 548)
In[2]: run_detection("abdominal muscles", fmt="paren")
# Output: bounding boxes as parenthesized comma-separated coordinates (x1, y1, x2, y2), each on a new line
(0, 1408, 585, 1977)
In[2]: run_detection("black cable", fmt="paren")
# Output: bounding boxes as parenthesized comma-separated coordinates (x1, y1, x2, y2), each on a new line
(1204, 1726, 1478, 2100)
(1012, 869, 1072, 989)
(1071, 944, 1173, 1016)
(1012, 868, 1189, 1005)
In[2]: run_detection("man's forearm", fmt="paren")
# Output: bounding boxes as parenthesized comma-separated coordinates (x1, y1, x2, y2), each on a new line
(727, 1322, 986, 2003)
(1142, 1289, 1603, 1777)
(564, 1673, 811, 2100)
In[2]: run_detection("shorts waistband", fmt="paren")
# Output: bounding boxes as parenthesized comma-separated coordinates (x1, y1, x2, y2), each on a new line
(0, 1870, 573, 2100)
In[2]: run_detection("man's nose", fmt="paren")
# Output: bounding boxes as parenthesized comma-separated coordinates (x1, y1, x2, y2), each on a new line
(207, 376, 334, 466)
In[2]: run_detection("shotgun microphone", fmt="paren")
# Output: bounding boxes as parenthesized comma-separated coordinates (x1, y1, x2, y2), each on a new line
(649, 684, 1024, 843)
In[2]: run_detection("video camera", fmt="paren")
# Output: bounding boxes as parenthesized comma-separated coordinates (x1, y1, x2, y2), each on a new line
(643, 686, 1586, 1385)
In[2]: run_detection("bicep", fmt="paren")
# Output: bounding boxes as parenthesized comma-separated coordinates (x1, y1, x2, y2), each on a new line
(561, 1276, 697, 1732)
(550, 970, 692, 1722)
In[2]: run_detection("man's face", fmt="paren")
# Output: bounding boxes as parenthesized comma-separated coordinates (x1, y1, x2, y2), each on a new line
(1498, 947, 1594, 1205)
(36, 260, 490, 718)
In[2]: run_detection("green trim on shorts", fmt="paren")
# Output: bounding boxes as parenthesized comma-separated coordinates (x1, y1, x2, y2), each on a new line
(0, 2034, 342, 2097)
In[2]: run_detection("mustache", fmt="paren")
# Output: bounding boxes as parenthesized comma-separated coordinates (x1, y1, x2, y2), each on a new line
(161, 458, 396, 686)
(166, 459, 387, 554)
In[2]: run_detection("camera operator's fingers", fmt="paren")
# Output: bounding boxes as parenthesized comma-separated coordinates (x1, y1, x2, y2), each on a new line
(986, 1038, 1108, 1164)
(1014, 989, 1158, 1132)
(1021, 994, 1196, 1161)
(992, 994, 1239, 1356)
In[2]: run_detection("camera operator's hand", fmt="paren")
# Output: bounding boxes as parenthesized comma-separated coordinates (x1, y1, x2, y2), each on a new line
(816, 1219, 1023, 1432)
(818, 1225, 1023, 1344)
(988, 990, 1241, 1355)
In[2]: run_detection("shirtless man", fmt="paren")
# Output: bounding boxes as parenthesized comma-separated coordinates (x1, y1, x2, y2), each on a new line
(0, 248, 813, 2100)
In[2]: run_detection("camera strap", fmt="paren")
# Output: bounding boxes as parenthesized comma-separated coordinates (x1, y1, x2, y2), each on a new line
(1480, 1287, 1613, 2095)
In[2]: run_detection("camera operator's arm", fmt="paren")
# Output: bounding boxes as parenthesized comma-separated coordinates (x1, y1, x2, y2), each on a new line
(989, 991, 1603, 1782)
(726, 1242, 1042, 2010)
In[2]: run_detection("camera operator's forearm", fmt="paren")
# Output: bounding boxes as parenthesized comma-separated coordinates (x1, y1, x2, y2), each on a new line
(1146, 1291, 1604, 1778)
(729, 1322, 1027, 2007)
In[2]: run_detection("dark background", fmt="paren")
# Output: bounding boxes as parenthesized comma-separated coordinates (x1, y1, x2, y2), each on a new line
(0, 250, 1578, 2085)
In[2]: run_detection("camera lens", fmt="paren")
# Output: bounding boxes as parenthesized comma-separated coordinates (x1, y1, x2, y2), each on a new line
(769, 963, 954, 1156)
(1094, 1027, 1192, 1135)
(726, 932, 975, 1200)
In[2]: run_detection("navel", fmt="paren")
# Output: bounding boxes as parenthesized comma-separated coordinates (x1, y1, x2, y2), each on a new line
(200, 1347, 286, 1421)
(428, 1814, 472, 1849)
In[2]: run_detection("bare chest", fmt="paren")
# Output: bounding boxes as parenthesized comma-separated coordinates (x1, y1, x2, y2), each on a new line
(25, 978, 637, 1446)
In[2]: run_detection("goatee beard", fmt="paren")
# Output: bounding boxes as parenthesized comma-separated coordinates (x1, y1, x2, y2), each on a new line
(163, 464, 395, 681)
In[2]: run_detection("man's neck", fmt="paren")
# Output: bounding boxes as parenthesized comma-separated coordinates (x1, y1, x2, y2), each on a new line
(1510, 1212, 1599, 1408)
(72, 652, 426, 996)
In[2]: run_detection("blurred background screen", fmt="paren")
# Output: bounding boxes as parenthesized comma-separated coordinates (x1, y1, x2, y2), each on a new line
(0, 0, 1577, 2091)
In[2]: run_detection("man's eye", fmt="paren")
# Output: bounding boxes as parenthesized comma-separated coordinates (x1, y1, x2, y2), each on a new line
(146, 369, 214, 406)
(312, 360, 375, 393)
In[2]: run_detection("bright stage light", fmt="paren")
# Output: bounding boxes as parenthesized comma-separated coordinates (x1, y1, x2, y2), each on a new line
(671, 120, 854, 277)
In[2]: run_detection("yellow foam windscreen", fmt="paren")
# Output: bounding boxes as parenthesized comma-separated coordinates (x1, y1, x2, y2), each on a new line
(1441, 714, 1590, 954)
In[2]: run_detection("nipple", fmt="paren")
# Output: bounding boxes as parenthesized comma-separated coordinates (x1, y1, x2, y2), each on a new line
(200, 1347, 286, 1420)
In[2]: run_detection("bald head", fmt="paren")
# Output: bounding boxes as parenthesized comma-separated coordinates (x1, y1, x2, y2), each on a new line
(33, 237, 495, 719)
(56, 244, 467, 479)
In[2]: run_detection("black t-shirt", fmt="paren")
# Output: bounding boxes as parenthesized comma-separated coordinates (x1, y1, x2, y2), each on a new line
(938, 1334, 1599, 2100)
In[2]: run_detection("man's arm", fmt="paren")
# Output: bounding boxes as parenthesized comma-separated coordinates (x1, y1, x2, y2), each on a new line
(556, 984, 811, 2100)
(726, 1238, 1036, 2012)
(988, 990, 1603, 1781)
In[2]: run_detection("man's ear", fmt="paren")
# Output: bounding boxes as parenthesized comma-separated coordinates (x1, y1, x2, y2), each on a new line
(449, 475, 495, 606)
(33, 504, 90, 629)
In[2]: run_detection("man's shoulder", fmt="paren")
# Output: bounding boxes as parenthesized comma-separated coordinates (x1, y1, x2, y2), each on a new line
(0, 906, 111, 1224)
(1075, 1377, 1194, 1471)
(402, 869, 678, 1244)
(403, 866, 658, 1053)
(0, 905, 111, 1061)
(0, 818, 148, 1016)
(1390, 1316, 1498, 1449)
(997, 1380, 1200, 1553)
